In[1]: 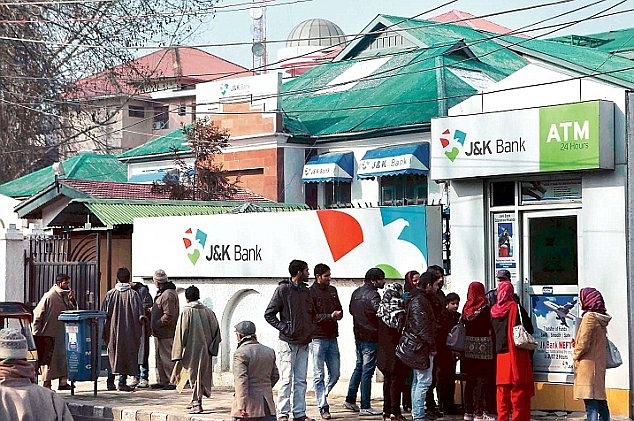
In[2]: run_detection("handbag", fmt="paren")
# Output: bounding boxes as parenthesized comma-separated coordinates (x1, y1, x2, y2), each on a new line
(396, 302, 430, 370)
(464, 335, 493, 360)
(446, 316, 466, 352)
(606, 338, 622, 369)
(513, 304, 538, 350)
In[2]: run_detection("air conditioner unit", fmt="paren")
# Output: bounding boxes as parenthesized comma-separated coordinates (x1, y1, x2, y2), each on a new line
(152, 122, 163, 130)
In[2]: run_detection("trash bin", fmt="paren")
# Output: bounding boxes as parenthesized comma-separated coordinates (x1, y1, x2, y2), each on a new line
(58, 310, 106, 395)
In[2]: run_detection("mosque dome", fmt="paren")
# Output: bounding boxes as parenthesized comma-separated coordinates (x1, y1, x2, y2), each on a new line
(286, 18, 346, 48)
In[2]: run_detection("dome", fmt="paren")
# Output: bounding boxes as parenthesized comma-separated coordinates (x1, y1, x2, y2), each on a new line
(286, 19, 346, 48)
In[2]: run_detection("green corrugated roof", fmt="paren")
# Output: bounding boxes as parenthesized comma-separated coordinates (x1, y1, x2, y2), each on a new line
(281, 15, 527, 138)
(59, 198, 308, 226)
(497, 34, 634, 88)
(118, 127, 190, 159)
(548, 28, 634, 56)
(0, 152, 127, 198)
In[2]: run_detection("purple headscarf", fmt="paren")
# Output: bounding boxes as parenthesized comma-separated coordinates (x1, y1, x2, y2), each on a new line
(579, 287, 607, 315)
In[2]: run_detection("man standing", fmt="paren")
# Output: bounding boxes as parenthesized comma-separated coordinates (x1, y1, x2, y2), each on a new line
(129, 278, 153, 388)
(309, 263, 343, 420)
(231, 320, 279, 421)
(344, 267, 385, 416)
(150, 269, 179, 390)
(0, 328, 73, 420)
(32, 273, 77, 390)
(102, 267, 146, 392)
(171, 285, 221, 415)
(264, 259, 315, 421)
(424, 265, 446, 419)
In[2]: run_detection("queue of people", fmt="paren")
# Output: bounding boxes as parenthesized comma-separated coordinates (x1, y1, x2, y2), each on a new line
(0, 264, 613, 421)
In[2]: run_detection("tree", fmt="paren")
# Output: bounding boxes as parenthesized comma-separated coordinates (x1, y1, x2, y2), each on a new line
(151, 119, 239, 201)
(0, 0, 218, 183)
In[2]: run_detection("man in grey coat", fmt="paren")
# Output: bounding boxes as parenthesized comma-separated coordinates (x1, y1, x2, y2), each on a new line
(231, 321, 279, 421)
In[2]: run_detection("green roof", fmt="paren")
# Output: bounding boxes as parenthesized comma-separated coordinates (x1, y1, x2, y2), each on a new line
(51, 198, 308, 226)
(118, 128, 190, 160)
(281, 15, 527, 139)
(548, 28, 634, 57)
(0, 152, 128, 198)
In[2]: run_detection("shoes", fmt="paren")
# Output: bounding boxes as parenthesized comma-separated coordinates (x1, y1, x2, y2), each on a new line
(137, 379, 149, 388)
(474, 414, 496, 421)
(57, 384, 73, 391)
(464, 414, 474, 421)
(106, 383, 117, 391)
(128, 378, 139, 387)
(360, 408, 383, 416)
(426, 409, 442, 419)
(189, 401, 203, 414)
(343, 402, 360, 412)
(150, 383, 166, 389)
(402, 407, 412, 414)
(163, 384, 177, 390)
(293, 417, 315, 421)
(320, 409, 332, 420)
(278, 416, 289, 421)
(118, 384, 135, 392)
(391, 414, 408, 421)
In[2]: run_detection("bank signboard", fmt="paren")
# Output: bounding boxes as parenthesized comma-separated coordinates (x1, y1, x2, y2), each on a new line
(430, 101, 614, 180)
(132, 206, 442, 279)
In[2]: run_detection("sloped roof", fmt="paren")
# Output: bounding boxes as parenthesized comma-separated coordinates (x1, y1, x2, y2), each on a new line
(0, 152, 128, 199)
(281, 16, 527, 138)
(72, 47, 251, 98)
(118, 128, 190, 160)
(429, 10, 516, 35)
(548, 27, 634, 57)
(496, 34, 634, 88)
(49, 198, 307, 227)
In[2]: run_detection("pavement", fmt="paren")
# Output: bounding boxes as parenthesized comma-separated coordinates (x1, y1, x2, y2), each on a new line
(50, 377, 622, 421)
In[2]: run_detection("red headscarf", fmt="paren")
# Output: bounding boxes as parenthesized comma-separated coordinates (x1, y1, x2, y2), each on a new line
(490, 281, 515, 318)
(580, 287, 607, 315)
(462, 281, 488, 319)
(404, 270, 420, 293)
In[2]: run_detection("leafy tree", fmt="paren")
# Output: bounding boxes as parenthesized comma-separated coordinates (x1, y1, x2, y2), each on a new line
(151, 119, 239, 200)
(0, 0, 217, 183)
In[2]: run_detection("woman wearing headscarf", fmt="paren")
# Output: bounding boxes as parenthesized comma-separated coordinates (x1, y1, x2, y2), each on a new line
(573, 288, 611, 421)
(376, 283, 408, 421)
(490, 281, 534, 421)
(400, 270, 420, 412)
(461, 281, 495, 421)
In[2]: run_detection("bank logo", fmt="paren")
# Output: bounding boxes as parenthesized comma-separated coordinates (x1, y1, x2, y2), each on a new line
(439, 128, 466, 162)
(183, 228, 208, 265)
(220, 83, 229, 96)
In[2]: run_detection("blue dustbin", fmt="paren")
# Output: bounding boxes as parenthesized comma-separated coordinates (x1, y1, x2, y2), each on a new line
(58, 310, 106, 395)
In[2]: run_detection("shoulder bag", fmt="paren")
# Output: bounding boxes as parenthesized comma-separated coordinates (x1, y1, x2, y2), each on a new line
(606, 337, 622, 369)
(446, 316, 466, 352)
(513, 304, 538, 350)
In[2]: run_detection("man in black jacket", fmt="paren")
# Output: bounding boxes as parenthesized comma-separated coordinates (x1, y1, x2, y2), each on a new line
(309, 263, 343, 420)
(343, 267, 385, 416)
(264, 260, 315, 421)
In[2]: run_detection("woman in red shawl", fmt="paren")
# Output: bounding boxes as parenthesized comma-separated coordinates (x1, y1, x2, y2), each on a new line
(462, 281, 495, 421)
(490, 281, 534, 421)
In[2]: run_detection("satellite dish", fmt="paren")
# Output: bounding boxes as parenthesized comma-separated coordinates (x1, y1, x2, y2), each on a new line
(251, 42, 265, 57)
(249, 7, 263, 19)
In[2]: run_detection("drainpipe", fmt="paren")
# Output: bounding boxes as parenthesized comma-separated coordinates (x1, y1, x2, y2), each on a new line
(435, 56, 448, 117)
(625, 90, 634, 418)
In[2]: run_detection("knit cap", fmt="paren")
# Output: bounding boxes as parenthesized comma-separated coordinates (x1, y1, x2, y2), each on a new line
(0, 328, 27, 360)
(153, 269, 168, 283)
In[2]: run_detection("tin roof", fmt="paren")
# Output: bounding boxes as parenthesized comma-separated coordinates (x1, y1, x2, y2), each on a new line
(118, 127, 190, 160)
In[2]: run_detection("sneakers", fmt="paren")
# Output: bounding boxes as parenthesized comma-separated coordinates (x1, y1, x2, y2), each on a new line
(344, 402, 360, 412)
(137, 379, 149, 388)
(464, 414, 474, 421)
(128, 378, 139, 388)
(474, 414, 496, 421)
(360, 408, 383, 416)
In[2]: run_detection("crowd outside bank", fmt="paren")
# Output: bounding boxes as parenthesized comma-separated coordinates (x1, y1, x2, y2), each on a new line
(27, 262, 613, 421)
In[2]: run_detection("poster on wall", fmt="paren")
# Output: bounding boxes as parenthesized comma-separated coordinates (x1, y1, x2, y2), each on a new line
(531, 294, 579, 374)
(493, 213, 516, 275)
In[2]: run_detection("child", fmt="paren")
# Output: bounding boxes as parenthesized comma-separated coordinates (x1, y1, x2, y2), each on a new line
(436, 292, 461, 415)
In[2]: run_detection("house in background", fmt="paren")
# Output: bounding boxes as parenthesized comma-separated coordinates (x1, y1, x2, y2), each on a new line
(65, 47, 251, 157)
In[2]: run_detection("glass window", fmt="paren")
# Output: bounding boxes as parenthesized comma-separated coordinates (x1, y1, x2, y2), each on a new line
(380, 174, 427, 206)
(153, 106, 169, 130)
(128, 105, 145, 118)
(491, 181, 515, 207)
(529, 215, 578, 285)
(325, 182, 351, 208)
(178, 104, 187, 116)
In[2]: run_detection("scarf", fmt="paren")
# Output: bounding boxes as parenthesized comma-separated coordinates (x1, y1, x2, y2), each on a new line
(376, 283, 404, 329)
(403, 271, 419, 294)
(490, 281, 515, 318)
(115, 282, 131, 292)
(580, 287, 606, 315)
(462, 281, 488, 320)
(0, 360, 36, 383)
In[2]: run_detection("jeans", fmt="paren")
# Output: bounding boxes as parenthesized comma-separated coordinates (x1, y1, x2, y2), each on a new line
(345, 341, 378, 409)
(310, 338, 341, 411)
(584, 399, 610, 421)
(277, 341, 309, 418)
(411, 355, 434, 420)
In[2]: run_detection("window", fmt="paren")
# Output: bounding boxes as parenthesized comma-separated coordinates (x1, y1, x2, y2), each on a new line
(128, 105, 145, 118)
(178, 104, 187, 116)
(153, 106, 169, 130)
(379, 174, 427, 206)
(324, 182, 351, 208)
(490, 181, 515, 207)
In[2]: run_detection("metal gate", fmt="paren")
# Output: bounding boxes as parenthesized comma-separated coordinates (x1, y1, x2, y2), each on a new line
(25, 233, 100, 310)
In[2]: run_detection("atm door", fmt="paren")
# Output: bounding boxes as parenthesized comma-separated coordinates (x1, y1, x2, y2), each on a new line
(522, 209, 581, 382)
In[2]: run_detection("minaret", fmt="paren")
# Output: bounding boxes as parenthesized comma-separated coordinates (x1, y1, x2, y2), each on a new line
(250, 1, 267, 73)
